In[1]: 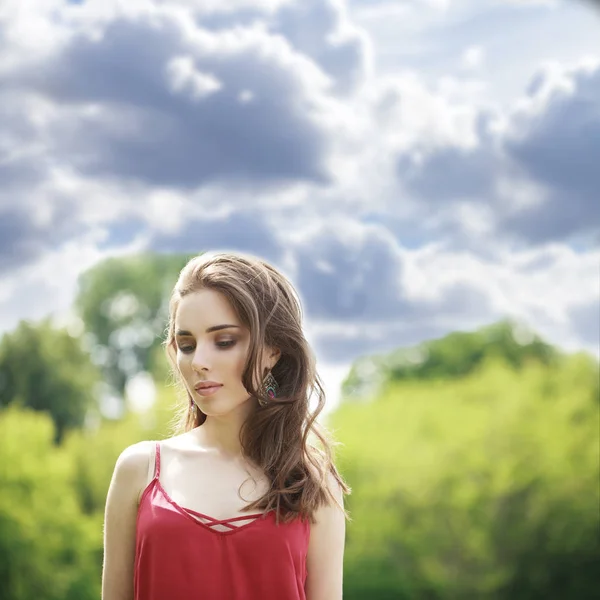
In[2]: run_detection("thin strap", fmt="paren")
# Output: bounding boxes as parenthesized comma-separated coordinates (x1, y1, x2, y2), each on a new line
(154, 442, 161, 479)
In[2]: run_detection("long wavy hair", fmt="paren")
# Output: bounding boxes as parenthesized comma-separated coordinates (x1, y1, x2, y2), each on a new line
(163, 251, 351, 525)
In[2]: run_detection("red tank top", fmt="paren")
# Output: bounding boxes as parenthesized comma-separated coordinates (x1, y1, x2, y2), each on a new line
(134, 442, 310, 600)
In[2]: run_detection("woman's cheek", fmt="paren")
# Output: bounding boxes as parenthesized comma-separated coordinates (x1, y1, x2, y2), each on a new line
(176, 353, 188, 375)
(235, 347, 248, 374)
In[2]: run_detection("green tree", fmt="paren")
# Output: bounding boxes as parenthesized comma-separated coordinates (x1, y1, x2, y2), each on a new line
(341, 319, 560, 402)
(331, 352, 600, 599)
(0, 405, 101, 600)
(74, 252, 195, 397)
(0, 319, 101, 443)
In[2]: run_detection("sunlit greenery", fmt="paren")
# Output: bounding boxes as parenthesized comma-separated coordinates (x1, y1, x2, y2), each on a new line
(0, 254, 598, 599)
(333, 353, 599, 599)
(0, 319, 101, 443)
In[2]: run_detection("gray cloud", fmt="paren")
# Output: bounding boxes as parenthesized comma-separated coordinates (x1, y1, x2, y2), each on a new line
(570, 299, 600, 347)
(0, 209, 47, 273)
(290, 220, 408, 321)
(311, 320, 447, 364)
(284, 217, 494, 362)
(195, 0, 370, 93)
(308, 281, 494, 364)
(149, 209, 283, 261)
(273, 0, 369, 93)
(0, 200, 87, 274)
(397, 143, 496, 204)
(3, 13, 333, 190)
(502, 65, 600, 244)
(0, 5, 343, 276)
(395, 63, 600, 247)
(0, 0, 596, 372)
(0, 92, 48, 195)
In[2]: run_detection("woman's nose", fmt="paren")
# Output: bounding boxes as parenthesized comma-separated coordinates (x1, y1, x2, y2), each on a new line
(191, 344, 211, 372)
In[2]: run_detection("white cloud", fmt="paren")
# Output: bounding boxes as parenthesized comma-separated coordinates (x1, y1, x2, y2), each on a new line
(498, 0, 559, 7)
(0, 231, 145, 334)
(369, 72, 483, 153)
(0, 0, 598, 403)
(166, 56, 223, 100)
(391, 57, 600, 247)
(172, 0, 294, 13)
(460, 45, 485, 70)
(509, 57, 599, 127)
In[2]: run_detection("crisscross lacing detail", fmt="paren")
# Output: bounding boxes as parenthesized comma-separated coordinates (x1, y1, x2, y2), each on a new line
(154, 442, 265, 533)
(180, 507, 265, 532)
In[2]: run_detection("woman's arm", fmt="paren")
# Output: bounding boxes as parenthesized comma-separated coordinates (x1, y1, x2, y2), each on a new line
(101, 441, 152, 600)
(305, 472, 347, 600)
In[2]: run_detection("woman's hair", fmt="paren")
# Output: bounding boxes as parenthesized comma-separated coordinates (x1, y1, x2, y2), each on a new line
(163, 251, 351, 525)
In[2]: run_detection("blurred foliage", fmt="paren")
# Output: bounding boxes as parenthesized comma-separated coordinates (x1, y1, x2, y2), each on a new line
(0, 319, 101, 443)
(332, 352, 600, 599)
(341, 319, 561, 402)
(74, 252, 196, 395)
(63, 385, 179, 517)
(1, 341, 597, 599)
(0, 251, 598, 599)
(0, 385, 181, 600)
(0, 406, 100, 600)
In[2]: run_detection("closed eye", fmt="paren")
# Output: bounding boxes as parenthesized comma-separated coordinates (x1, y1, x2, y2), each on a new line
(178, 340, 236, 353)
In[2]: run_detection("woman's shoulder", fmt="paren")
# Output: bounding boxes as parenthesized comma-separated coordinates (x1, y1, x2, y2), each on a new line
(305, 447, 349, 512)
(114, 440, 156, 480)
(159, 431, 192, 447)
(118, 432, 190, 460)
(109, 440, 157, 506)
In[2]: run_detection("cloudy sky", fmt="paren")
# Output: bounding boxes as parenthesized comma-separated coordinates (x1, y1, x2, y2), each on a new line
(0, 0, 598, 413)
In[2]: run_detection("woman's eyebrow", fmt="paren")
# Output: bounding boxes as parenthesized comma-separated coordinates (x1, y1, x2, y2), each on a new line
(175, 325, 241, 336)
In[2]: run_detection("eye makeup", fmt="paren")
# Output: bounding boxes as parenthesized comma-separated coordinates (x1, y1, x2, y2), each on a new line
(177, 339, 237, 353)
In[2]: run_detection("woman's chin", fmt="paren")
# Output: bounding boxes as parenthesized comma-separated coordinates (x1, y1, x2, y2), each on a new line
(199, 396, 256, 418)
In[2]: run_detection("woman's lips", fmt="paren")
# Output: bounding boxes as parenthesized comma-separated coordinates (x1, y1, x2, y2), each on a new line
(195, 385, 222, 397)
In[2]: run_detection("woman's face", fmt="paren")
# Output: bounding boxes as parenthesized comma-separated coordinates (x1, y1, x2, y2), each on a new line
(173, 288, 275, 418)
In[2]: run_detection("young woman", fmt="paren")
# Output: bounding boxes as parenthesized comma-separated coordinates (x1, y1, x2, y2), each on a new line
(102, 251, 351, 600)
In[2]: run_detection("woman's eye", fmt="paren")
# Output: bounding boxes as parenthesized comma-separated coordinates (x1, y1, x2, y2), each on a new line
(178, 340, 235, 353)
(217, 340, 236, 349)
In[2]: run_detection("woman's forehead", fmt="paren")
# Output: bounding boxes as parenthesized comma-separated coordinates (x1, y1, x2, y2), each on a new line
(175, 289, 239, 330)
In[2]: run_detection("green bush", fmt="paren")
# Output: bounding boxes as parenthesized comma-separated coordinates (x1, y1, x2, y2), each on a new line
(0, 406, 101, 600)
(331, 354, 599, 599)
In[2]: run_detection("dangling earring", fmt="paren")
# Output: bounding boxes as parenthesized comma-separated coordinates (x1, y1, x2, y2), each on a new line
(191, 400, 197, 418)
(258, 370, 279, 407)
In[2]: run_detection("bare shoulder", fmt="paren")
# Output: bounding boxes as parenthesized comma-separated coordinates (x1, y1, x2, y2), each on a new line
(316, 469, 346, 521)
(306, 452, 346, 513)
(158, 431, 193, 450)
(115, 439, 155, 473)
(111, 440, 155, 504)
(324, 467, 345, 501)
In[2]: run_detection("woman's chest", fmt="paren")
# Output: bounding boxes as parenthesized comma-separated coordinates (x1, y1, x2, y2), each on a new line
(161, 456, 270, 523)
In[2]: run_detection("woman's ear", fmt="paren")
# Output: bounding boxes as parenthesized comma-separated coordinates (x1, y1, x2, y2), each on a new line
(265, 347, 281, 372)
(272, 348, 281, 368)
